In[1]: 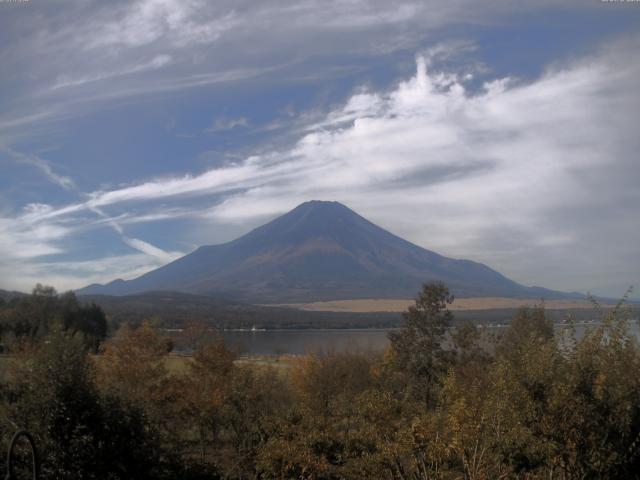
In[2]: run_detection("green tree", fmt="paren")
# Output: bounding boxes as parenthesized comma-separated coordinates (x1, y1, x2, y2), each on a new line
(57, 291, 107, 351)
(388, 281, 454, 406)
(0, 286, 107, 351)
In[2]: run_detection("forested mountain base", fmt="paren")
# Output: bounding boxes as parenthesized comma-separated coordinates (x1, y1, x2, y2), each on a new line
(0, 283, 639, 479)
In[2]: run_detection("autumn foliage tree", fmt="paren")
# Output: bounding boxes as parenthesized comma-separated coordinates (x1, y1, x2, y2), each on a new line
(1, 283, 640, 479)
(97, 321, 170, 405)
(0, 328, 161, 479)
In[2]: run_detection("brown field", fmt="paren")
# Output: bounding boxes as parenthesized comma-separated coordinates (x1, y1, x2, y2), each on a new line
(164, 353, 296, 375)
(270, 297, 607, 313)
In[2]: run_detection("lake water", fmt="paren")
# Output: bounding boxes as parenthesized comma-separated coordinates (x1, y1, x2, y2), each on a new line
(217, 321, 640, 356)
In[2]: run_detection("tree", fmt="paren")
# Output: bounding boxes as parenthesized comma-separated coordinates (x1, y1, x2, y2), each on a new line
(259, 352, 387, 479)
(58, 292, 107, 351)
(388, 281, 454, 406)
(498, 306, 553, 356)
(97, 322, 169, 409)
(189, 339, 235, 457)
(541, 303, 640, 478)
(218, 366, 291, 479)
(0, 286, 107, 351)
(2, 328, 161, 479)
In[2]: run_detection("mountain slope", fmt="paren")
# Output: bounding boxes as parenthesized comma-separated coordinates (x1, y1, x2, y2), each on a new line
(0, 289, 28, 301)
(78, 201, 574, 302)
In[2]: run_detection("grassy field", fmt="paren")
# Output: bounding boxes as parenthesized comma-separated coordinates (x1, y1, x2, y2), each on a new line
(269, 297, 609, 313)
(0, 353, 296, 382)
(154, 353, 296, 375)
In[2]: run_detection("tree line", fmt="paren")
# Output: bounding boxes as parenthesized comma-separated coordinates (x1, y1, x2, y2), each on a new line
(0, 282, 639, 479)
(0, 284, 107, 352)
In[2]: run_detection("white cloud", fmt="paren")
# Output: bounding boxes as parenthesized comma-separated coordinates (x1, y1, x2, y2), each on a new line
(0, 216, 69, 259)
(51, 54, 173, 91)
(84, 0, 238, 51)
(205, 116, 249, 132)
(2, 147, 76, 191)
(0, 205, 185, 291)
(120, 237, 182, 263)
(1, 32, 638, 296)
(1, 252, 176, 293)
(86, 205, 184, 263)
(201, 38, 640, 295)
(0, 0, 596, 142)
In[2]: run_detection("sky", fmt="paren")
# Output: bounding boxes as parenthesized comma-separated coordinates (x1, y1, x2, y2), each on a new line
(0, 0, 639, 298)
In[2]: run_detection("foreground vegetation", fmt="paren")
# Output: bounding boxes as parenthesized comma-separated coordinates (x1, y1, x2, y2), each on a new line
(0, 283, 639, 479)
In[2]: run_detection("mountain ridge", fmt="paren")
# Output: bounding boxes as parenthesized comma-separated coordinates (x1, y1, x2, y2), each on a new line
(77, 201, 579, 302)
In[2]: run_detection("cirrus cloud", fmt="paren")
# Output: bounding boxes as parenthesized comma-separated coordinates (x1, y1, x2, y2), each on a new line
(0, 32, 638, 296)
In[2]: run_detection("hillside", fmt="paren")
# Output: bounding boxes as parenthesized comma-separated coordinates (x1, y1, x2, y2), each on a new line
(0, 289, 27, 302)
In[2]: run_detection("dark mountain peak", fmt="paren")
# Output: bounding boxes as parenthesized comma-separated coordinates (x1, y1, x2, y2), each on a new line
(233, 200, 375, 249)
(273, 200, 360, 226)
(295, 199, 347, 210)
(289, 200, 361, 219)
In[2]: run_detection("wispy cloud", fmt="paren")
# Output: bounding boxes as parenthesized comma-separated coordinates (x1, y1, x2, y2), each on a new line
(82, 0, 238, 51)
(0, 0, 590, 142)
(89, 206, 182, 263)
(2, 252, 179, 293)
(0, 215, 69, 260)
(7, 35, 634, 294)
(51, 54, 173, 91)
(0, 202, 185, 291)
(0, 1, 636, 296)
(205, 116, 249, 133)
(1, 147, 76, 191)
(0, 145, 184, 290)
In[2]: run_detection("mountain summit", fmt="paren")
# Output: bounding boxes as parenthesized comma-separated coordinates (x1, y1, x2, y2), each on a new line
(78, 201, 569, 302)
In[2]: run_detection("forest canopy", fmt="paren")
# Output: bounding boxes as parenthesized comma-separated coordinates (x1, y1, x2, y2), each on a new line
(0, 284, 107, 351)
(0, 282, 638, 479)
